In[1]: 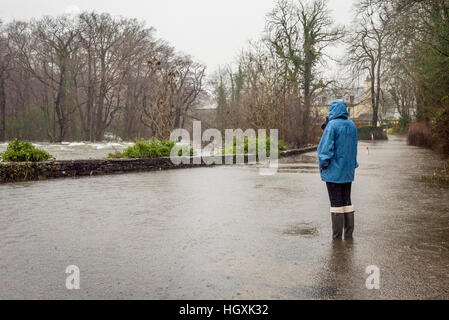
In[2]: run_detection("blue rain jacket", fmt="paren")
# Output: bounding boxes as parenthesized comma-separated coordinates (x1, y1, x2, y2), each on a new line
(318, 100, 359, 183)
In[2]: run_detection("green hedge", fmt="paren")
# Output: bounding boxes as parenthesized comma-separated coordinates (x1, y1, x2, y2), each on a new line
(432, 108, 449, 154)
(108, 139, 194, 159)
(385, 116, 412, 134)
(0, 139, 54, 162)
(358, 126, 388, 140)
(223, 136, 287, 156)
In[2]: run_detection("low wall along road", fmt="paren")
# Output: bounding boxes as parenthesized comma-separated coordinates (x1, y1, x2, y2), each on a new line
(0, 146, 318, 183)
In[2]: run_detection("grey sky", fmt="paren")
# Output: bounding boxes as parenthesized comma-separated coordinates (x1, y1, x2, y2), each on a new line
(1, 0, 357, 75)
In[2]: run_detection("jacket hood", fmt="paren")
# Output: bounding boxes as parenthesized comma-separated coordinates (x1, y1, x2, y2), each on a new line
(328, 100, 349, 120)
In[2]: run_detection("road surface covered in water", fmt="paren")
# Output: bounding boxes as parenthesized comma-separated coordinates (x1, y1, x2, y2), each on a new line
(0, 136, 448, 299)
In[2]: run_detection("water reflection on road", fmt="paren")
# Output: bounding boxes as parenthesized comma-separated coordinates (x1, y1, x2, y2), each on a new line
(0, 136, 448, 299)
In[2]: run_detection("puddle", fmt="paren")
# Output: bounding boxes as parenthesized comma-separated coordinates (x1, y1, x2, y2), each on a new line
(283, 224, 319, 237)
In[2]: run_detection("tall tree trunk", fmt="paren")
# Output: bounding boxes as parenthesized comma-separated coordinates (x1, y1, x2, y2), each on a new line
(86, 55, 94, 141)
(375, 53, 382, 127)
(301, 29, 314, 146)
(370, 64, 378, 128)
(54, 65, 67, 142)
(95, 57, 107, 141)
(0, 74, 6, 142)
(174, 107, 181, 129)
(303, 72, 312, 142)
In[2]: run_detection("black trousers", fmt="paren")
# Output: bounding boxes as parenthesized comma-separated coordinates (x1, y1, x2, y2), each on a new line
(326, 182, 352, 210)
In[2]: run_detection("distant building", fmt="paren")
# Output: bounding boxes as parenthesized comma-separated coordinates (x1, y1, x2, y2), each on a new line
(314, 77, 402, 127)
(189, 78, 410, 132)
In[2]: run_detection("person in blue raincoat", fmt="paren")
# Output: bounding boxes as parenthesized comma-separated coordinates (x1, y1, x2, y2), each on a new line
(318, 100, 359, 240)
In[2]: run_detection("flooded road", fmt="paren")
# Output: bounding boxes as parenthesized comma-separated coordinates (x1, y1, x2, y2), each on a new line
(0, 136, 448, 299)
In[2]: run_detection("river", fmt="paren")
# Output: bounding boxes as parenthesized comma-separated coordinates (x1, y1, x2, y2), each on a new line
(0, 141, 134, 160)
(0, 136, 448, 299)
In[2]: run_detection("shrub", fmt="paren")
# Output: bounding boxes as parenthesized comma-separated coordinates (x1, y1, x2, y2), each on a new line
(397, 115, 412, 132)
(387, 116, 412, 134)
(408, 121, 434, 148)
(357, 126, 388, 140)
(431, 108, 449, 154)
(223, 136, 287, 156)
(1, 139, 54, 162)
(380, 119, 395, 129)
(108, 138, 194, 159)
(357, 126, 373, 140)
(107, 151, 123, 159)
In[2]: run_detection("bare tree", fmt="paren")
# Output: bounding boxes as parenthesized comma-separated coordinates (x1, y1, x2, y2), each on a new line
(346, 0, 394, 127)
(0, 12, 205, 142)
(8, 17, 80, 141)
(78, 13, 153, 141)
(0, 21, 11, 142)
(266, 0, 344, 144)
(141, 46, 205, 140)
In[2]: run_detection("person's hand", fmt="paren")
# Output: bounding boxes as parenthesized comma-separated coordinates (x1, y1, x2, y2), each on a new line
(321, 117, 329, 131)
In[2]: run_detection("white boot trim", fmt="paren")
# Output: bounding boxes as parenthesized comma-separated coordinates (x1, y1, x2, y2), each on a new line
(330, 207, 345, 214)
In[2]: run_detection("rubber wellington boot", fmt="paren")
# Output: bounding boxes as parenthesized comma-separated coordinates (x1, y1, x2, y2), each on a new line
(331, 213, 344, 240)
(344, 212, 355, 239)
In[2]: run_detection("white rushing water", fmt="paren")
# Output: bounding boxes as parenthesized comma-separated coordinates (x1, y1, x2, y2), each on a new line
(0, 141, 135, 160)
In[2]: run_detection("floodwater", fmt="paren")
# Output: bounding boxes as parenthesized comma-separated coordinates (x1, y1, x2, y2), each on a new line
(0, 136, 448, 299)
(0, 141, 135, 160)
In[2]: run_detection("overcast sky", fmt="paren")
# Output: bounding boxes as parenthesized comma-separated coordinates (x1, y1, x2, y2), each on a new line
(1, 0, 356, 75)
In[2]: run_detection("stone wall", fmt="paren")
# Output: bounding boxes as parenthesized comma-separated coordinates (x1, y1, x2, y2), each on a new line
(0, 157, 217, 183)
(280, 146, 319, 157)
(0, 146, 317, 183)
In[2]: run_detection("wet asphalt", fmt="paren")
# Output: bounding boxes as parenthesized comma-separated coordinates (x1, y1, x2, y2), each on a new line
(0, 136, 448, 299)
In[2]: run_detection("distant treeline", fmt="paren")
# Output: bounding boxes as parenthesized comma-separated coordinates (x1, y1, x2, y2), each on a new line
(212, 0, 344, 148)
(362, 0, 449, 154)
(1, 0, 448, 154)
(212, 0, 449, 152)
(0, 13, 205, 142)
